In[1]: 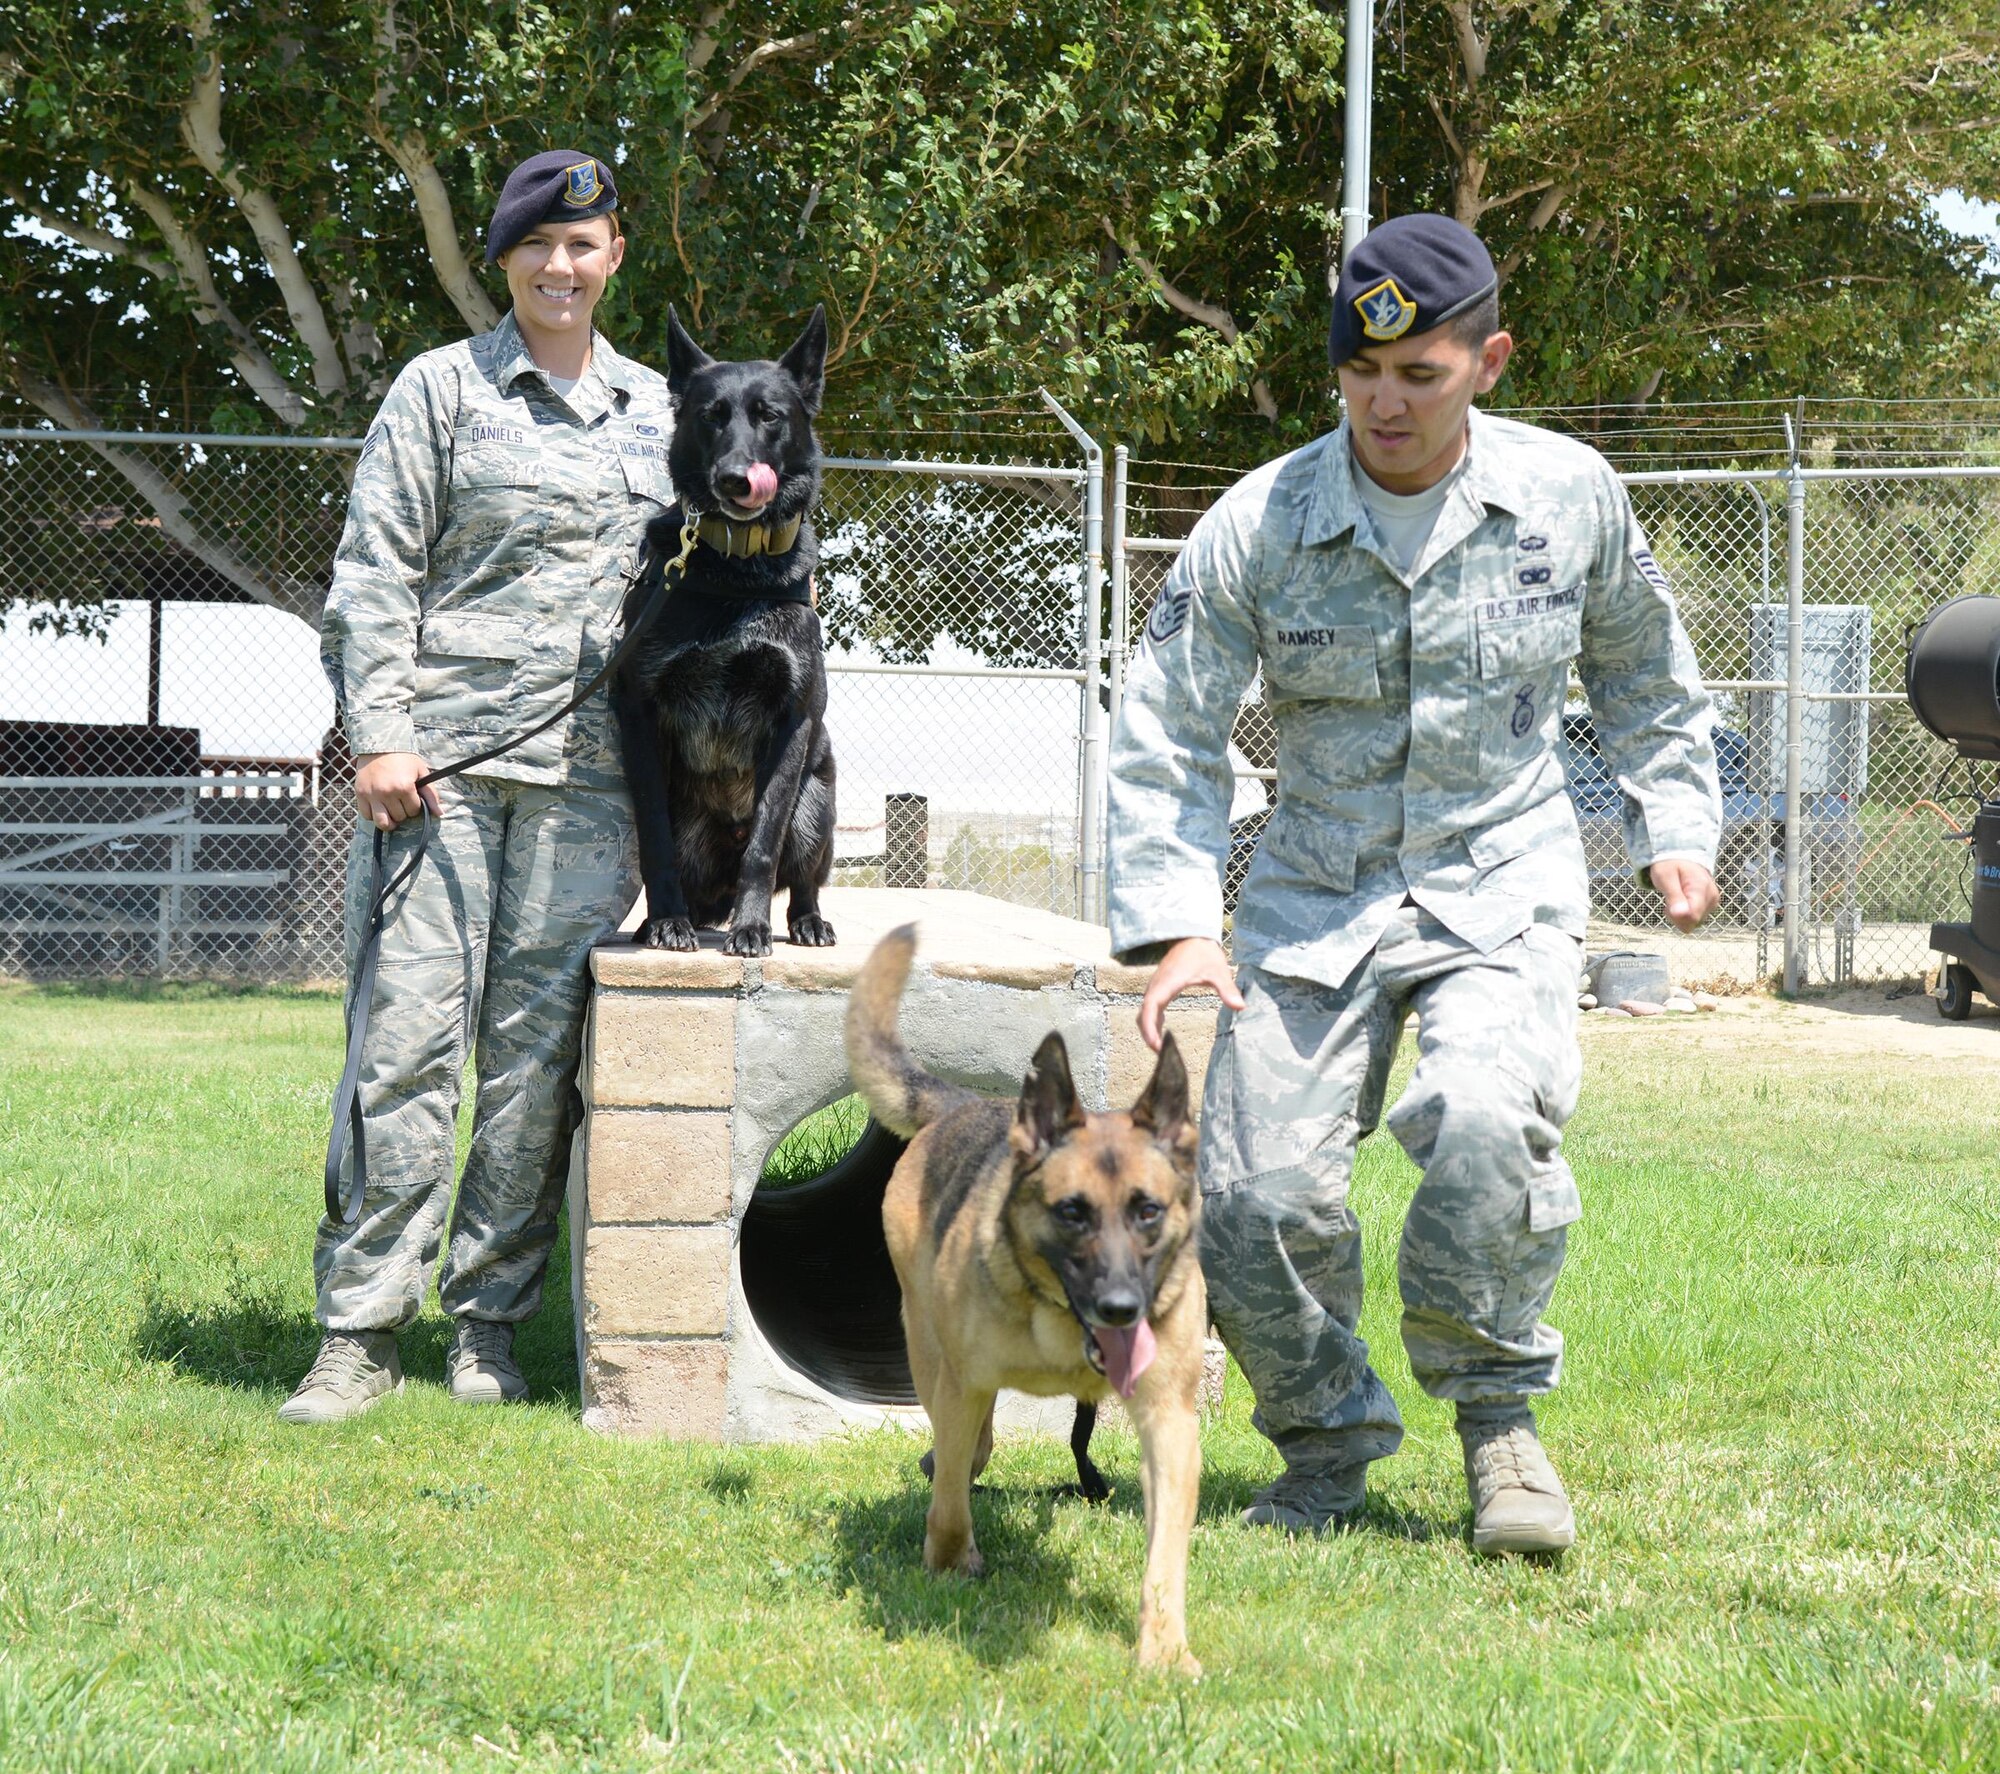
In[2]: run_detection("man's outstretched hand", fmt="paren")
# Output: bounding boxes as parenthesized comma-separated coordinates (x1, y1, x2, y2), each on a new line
(1138, 936, 1247, 1052)
(1650, 858, 1719, 933)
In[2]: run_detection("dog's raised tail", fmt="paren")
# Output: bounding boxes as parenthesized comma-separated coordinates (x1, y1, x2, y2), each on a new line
(844, 926, 974, 1138)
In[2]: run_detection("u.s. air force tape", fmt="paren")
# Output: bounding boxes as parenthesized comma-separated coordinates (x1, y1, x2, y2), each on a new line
(1145, 586, 1191, 646)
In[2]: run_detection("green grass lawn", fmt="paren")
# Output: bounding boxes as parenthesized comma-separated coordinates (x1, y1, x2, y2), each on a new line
(2, 984, 1998, 1772)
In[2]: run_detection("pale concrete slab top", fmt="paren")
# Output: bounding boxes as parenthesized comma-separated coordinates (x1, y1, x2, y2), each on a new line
(594, 887, 1136, 991)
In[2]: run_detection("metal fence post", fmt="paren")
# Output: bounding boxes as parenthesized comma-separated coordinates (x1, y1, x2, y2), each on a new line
(1040, 392, 1107, 923)
(1781, 414, 1808, 994)
(1108, 446, 1130, 748)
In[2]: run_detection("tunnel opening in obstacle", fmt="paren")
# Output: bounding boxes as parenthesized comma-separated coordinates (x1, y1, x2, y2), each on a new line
(738, 1099, 917, 1406)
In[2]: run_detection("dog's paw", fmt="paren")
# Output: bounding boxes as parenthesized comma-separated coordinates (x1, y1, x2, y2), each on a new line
(635, 916, 698, 951)
(723, 920, 772, 957)
(924, 1545, 985, 1580)
(1136, 1640, 1202, 1680)
(789, 914, 837, 948)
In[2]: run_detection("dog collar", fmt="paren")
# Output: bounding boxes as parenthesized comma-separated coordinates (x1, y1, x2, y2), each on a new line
(695, 511, 803, 559)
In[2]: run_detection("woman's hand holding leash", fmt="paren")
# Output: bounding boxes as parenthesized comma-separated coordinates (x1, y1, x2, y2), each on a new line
(1138, 936, 1246, 1052)
(354, 752, 442, 830)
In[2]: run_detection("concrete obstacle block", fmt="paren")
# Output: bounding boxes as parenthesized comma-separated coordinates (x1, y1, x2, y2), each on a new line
(1592, 951, 1672, 1006)
(569, 887, 1225, 1444)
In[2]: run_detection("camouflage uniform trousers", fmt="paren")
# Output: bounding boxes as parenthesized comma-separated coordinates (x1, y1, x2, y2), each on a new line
(1197, 901, 1585, 1471)
(314, 773, 639, 1332)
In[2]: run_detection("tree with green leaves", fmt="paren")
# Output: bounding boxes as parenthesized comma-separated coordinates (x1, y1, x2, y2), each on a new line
(1, 0, 1996, 624)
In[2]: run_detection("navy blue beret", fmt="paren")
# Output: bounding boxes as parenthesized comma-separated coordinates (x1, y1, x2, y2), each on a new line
(485, 149, 619, 264)
(1328, 214, 1498, 364)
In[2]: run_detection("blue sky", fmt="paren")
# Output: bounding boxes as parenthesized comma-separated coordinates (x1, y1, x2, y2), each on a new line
(1933, 190, 2000, 272)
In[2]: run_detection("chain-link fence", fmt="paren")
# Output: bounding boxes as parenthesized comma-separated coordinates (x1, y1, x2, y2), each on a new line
(0, 414, 1101, 982)
(9, 402, 1998, 989)
(1110, 437, 2000, 990)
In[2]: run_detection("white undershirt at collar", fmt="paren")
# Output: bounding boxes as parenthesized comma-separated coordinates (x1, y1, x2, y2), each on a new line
(1350, 447, 1471, 579)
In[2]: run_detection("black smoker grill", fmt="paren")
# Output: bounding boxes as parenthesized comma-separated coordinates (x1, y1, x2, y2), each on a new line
(1905, 596, 2000, 1020)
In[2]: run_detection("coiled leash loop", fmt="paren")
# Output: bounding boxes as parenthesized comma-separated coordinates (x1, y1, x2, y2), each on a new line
(324, 518, 701, 1224)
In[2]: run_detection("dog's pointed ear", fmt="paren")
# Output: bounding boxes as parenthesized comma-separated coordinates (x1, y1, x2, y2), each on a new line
(1129, 1032, 1194, 1156)
(665, 305, 714, 399)
(1010, 1031, 1085, 1163)
(777, 304, 827, 416)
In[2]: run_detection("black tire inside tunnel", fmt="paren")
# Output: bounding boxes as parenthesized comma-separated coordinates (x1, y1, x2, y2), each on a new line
(739, 1118, 918, 1406)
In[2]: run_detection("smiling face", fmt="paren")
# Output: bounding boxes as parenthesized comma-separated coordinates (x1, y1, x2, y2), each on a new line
(498, 216, 624, 353)
(1337, 323, 1513, 494)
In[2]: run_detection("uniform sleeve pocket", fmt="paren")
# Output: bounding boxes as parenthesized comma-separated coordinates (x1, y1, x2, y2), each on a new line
(1264, 624, 1381, 701)
(1526, 1170, 1582, 1232)
(420, 610, 531, 661)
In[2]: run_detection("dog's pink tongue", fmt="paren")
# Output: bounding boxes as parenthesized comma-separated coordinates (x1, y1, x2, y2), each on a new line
(744, 461, 779, 506)
(1093, 1320, 1157, 1400)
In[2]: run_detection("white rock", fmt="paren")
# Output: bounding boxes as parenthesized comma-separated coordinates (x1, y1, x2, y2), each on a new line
(1692, 991, 1720, 1011)
(1578, 993, 1598, 1010)
(1596, 1004, 1634, 1017)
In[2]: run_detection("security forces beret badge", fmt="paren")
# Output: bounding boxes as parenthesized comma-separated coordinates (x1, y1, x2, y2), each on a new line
(1355, 277, 1417, 342)
(485, 147, 620, 263)
(1328, 213, 1498, 365)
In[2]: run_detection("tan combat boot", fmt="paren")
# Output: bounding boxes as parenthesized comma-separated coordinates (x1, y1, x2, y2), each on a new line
(1239, 1460, 1369, 1534)
(447, 1319, 529, 1404)
(277, 1330, 403, 1424)
(1458, 1407, 1575, 1555)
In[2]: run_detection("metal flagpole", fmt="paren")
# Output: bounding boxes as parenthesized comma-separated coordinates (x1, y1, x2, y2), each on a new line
(1340, 0, 1375, 268)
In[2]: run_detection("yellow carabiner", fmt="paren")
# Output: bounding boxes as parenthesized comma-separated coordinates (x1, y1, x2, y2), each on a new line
(666, 517, 700, 579)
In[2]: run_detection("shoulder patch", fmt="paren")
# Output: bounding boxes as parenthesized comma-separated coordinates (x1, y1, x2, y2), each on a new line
(357, 428, 383, 467)
(1632, 548, 1673, 596)
(1145, 585, 1192, 648)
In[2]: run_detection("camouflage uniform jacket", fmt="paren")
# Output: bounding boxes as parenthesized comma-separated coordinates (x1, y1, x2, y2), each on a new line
(1108, 408, 1721, 989)
(320, 311, 676, 791)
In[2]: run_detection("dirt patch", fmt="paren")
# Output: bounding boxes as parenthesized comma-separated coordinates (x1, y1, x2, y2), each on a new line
(1579, 986, 2000, 1070)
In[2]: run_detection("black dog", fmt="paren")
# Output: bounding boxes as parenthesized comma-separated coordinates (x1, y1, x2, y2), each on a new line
(611, 306, 838, 957)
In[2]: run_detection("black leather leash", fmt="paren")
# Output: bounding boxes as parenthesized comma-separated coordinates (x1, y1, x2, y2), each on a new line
(323, 517, 700, 1224)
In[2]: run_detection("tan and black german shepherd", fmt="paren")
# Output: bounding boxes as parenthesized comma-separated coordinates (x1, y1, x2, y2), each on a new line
(844, 925, 1207, 1676)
